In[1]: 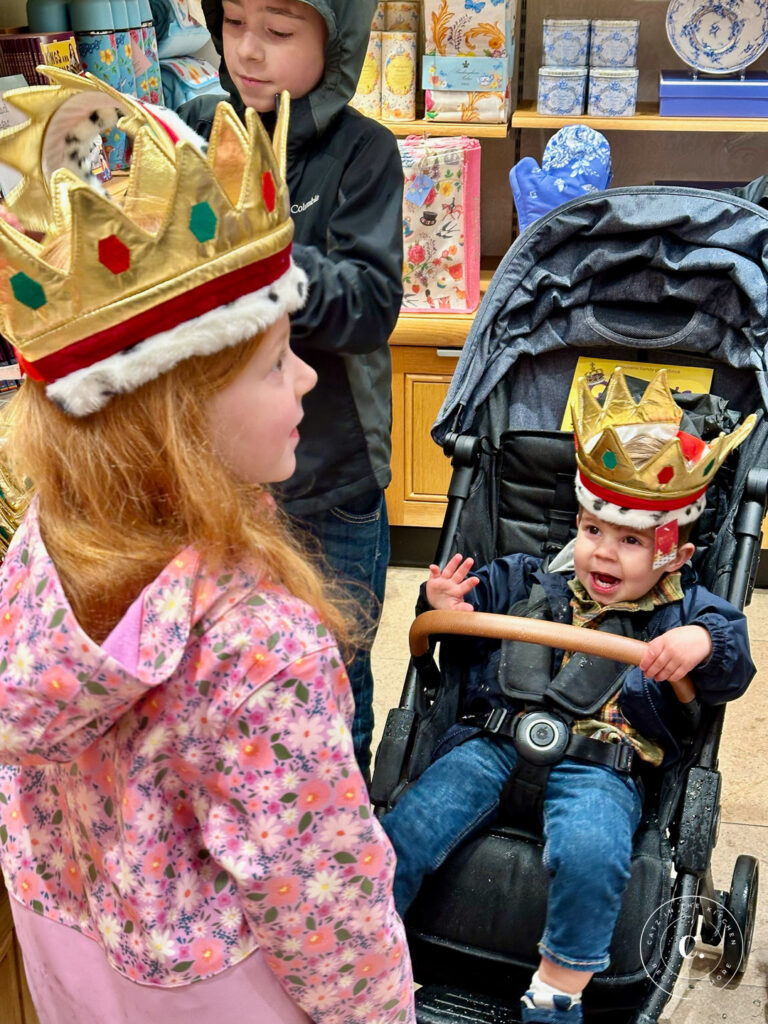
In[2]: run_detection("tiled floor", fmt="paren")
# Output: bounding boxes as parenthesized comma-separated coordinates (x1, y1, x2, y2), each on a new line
(371, 568, 768, 1023)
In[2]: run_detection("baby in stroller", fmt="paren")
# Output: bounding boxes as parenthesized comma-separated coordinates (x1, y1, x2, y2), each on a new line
(382, 368, 756, 1024)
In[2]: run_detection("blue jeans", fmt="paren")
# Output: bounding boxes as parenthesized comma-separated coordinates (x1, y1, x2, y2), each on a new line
(381, 735, 643, 972)
(291, 490, 389, 778)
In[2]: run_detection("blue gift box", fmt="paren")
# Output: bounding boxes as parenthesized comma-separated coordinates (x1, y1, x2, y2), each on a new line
(659, 70, 768, 117)
(422, 53, 512, 92)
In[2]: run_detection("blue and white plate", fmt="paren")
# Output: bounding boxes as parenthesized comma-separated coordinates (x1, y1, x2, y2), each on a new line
(666, 0, 768, 74)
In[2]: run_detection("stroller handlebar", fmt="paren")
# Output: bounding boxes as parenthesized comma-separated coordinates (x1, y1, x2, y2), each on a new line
(408, 610, 696, 704)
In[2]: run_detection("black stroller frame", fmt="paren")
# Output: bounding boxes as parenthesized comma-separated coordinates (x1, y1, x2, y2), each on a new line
(371, 184, 768, 1024)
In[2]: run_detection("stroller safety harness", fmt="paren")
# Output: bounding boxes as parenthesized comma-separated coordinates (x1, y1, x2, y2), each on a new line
(462, 581, 649, 825)
(462, 703, 640, 832)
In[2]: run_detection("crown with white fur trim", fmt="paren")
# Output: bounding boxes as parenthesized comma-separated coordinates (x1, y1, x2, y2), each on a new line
(572, 368, 755, 529)
(0, 67, 306, 416)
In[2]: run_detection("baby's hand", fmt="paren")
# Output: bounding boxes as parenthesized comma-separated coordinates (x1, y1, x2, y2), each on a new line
(639, 625, 712, 683)
(425, 553, 479, 611)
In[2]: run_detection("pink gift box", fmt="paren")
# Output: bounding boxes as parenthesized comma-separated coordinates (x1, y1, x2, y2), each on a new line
(399, 135, 481, 313)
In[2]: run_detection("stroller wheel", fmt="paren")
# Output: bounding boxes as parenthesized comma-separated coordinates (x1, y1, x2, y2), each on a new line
(722, 855, 759, 978)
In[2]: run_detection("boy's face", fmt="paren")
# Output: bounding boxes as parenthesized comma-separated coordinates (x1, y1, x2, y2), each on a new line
(222, 0, 327, 112)
(573, 509, 694, 606)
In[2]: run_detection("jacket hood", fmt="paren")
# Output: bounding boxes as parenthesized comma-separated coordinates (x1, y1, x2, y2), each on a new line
(201, 0, 376, 144)
(0, 504, 205, 765)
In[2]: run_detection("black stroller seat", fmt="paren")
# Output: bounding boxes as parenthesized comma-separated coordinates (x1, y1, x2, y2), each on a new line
(372, 184, 768, 1024)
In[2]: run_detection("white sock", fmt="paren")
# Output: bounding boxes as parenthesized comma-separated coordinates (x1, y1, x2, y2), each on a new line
(523, 970, 583, 1009)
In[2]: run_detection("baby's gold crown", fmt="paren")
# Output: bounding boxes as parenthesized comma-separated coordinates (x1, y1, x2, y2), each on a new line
(572, 367, 755, 505)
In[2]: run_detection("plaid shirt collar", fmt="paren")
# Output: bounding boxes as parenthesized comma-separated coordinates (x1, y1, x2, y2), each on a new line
(568, 571, 684, 627)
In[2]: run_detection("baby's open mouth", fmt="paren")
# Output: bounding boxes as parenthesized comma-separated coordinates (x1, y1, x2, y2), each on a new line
(592, 572, 620, 586)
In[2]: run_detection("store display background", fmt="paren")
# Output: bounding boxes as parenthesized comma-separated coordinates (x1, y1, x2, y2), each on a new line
(0, 4, 766, 1018)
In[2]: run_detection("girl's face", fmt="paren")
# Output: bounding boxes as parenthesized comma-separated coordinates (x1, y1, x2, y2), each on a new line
(206, 314, 316, 484)
(222, 0, 327, 112)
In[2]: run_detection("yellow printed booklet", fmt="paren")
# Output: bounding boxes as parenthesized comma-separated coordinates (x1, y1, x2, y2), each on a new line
(561, 358, 713, 431)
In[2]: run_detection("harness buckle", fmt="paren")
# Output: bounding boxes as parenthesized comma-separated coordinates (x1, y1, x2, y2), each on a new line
(513, 710, 571, 766)
(615, 742, 635, 774)
(485, 707, 512, 735)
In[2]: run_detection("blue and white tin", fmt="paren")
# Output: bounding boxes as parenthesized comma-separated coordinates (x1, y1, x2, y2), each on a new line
(537, 66, 587, 115)
(542, 19, 590, 67)
(587, 67, 639, 117)
(590, 19, 639, 68)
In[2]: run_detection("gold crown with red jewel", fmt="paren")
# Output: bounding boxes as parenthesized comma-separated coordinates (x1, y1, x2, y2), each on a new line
(0, 67, 306, 416)
(572, 368, 755, 528)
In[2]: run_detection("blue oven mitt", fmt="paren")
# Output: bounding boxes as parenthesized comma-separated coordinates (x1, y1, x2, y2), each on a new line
(509, 124, 612, 232)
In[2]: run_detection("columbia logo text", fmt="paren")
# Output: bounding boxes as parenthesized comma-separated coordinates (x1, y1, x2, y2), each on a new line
(291, 195, 320, 214)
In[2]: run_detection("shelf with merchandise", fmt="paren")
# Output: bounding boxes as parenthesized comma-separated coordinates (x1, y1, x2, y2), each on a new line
(378, 116, 510, 138)
(390, 258, 498, 347)
(512, 100, 768, 133)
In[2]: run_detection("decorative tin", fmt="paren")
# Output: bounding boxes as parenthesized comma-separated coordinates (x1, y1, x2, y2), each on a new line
(590, 19, 639, 68)
(381, 30, 416, 120)
(542, 19, 590, 67)
(384, 2, 419, 32)
(537, 66, 587, 115)
(371, 2, 387, 31)
(351, 30, 382, 118)
(587, 67, 639, 117)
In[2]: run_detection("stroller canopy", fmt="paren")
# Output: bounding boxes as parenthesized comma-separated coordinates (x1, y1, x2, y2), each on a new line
(434, 185, 768, 445)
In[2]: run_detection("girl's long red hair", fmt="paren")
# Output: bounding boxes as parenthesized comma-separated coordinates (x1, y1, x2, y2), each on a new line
(1, 335, 351, 645)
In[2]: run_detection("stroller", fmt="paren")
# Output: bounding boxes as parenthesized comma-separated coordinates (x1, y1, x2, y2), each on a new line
(371, 184, 768, 1024)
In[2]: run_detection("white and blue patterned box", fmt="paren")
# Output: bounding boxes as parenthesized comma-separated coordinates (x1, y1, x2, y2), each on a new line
(542, 18, 590, 67)
(537, 66, 588, 115)
(589, 19, 639, 68)
(587, 67, 639, 117)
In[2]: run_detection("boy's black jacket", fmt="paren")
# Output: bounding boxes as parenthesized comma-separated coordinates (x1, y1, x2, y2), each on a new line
(180, 0, 403, 514)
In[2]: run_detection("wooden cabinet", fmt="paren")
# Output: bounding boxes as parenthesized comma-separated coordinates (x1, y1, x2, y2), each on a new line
(386, 264, 496, 528)
(0, 882, 39, 1024)
(387, 342, 461, 527)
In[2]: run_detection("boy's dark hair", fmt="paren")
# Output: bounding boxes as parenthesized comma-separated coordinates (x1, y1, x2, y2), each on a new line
(620, 431, 695, 546)
(678, 520, 695, 545)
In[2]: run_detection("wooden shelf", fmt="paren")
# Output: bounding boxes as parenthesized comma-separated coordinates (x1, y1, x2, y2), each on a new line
(512, 100, 768, 132)
(390, 259, 497, 348)
(379, 118, 509, 138)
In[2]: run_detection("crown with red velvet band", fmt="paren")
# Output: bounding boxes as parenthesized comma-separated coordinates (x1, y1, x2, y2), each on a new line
(0, 67, 306, 416)
(572, 368, 755, 529)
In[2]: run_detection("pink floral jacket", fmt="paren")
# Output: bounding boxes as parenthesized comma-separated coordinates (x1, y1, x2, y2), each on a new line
(0, 505, 415, 1023)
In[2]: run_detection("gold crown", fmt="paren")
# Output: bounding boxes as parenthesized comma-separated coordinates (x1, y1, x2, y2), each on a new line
(0, 68, 304, 415)
(572, 368, 755, 506)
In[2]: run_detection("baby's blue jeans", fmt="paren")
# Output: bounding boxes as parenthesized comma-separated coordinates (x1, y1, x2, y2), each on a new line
(381, 734, 643, 972)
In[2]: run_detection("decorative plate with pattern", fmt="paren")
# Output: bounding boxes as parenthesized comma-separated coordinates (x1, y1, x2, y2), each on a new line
(666, 0, 768, 74)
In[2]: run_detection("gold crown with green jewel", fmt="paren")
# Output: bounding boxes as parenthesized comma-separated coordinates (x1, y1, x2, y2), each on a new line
(0, 66, 306, 416)
(572, 367, 755, 527)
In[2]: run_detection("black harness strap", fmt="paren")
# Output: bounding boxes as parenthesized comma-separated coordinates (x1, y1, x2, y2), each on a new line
(544, 471, 578, 553)
(463, 706, 640, 831)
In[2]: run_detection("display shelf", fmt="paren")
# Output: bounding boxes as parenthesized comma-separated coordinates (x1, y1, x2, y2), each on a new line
(390, 259, 498, 348)
(379, 117, 509, 138)
(512, 100, 768, 132)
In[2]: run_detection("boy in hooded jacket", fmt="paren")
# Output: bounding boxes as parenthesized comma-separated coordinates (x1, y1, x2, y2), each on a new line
(179, 0, 404, 780)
